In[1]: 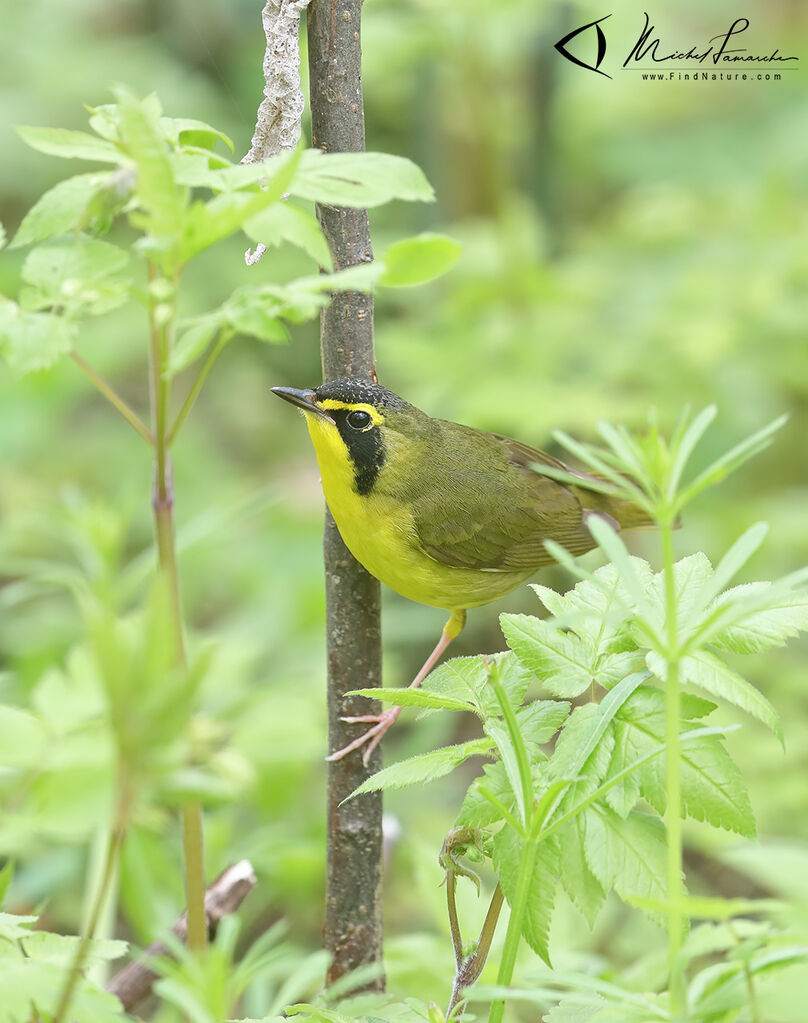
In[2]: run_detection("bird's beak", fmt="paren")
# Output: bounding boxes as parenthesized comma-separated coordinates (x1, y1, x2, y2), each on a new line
(271, 386, 335, 423)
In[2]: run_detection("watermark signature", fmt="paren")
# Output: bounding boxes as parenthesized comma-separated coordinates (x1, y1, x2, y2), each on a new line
(554, 12, 799, 82)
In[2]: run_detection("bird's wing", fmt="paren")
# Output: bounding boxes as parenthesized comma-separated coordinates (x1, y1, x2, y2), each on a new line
(410, 433, 597, 572)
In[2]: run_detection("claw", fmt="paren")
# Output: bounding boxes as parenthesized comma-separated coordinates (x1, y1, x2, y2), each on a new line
(326, 707, 401, 764)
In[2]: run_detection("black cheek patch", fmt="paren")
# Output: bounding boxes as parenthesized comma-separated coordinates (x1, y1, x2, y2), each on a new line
(331, 412, 386, 495)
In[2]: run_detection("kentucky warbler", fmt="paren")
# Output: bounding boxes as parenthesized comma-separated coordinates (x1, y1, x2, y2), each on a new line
(272, 378, 650, 762)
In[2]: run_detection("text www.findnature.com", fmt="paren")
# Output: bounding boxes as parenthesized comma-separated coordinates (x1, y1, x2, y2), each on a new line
(641, 71, 783, 81)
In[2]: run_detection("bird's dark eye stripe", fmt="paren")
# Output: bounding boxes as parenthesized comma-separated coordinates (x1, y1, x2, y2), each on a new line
(347, 409, 372, 429)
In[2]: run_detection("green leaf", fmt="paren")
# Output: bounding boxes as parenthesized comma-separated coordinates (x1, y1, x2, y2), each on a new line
(491, 827, 557, 964)
(0, 862, 13, 908)
(584, 807, 668, 906)
(291, 150, 435, 207)
(0, 303, 77, 374)
(178, 151, 299, 262)
(556, 813, 606, 927)
(378, 233, 461, 286)
(650, 650, 783, 745)
(348, 687, 472, 713)
(645, 553, 714, 633)
(457, 761, 515, 828)
(159, 116, 234, 152)
(347, 737, 494, 798)
(19, 238, 130, 316)
(245, 201, 333, 270)
(0, 910, 38, 941)
(515, 699, 570, 746)
(16, 125, 122, 163)
(709, 586, 808, 654)
(550, 704, 615, 799)
(0, 705, 47, 767)
(677, 415, 787, 509)
(606, 688, 755, 836)
(486, 720, 529, 826)
(166, 318, 221, 377)
(421, 652, 529, 719)
(222, 289, 290, 344)
(501, 614, 594, 697)
(116, 90, 186, 247)
(531, 559, 648, 650)
(9, 173, 107, 249)
(22, 238, 129, 296)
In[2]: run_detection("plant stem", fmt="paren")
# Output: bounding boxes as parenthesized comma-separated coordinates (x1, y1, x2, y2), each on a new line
(661, 517, 685, 1013)
(53, 783, 129, 1023)
(167, 331, 229, 446)
(70, 350, 154, 445)
(488, 842, 538, 1023)
(446, 884, 505, 1019)
(147, 265, 207, 954)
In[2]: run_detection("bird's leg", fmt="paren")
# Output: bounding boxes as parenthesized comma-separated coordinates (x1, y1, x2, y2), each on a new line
(326, 609, 467, 765)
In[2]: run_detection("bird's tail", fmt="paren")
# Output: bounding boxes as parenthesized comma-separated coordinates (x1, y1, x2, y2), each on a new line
(576, 487, 656, 531)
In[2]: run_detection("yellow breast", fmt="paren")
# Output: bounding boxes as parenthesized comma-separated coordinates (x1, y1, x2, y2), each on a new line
(304, 414, 532, 611)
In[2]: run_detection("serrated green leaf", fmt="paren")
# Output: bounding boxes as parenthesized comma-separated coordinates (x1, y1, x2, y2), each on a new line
(420, 652, 528, 719)
(649, 650, 783, 744)
(645, 553, 714, 633)
(245, 201, 333, 270)
(16, 125, 122, 163)
(501, 614, 594, 697)
(348, 687, 472, 712)
(556, 814, 606, 928)
(491, 827, 557, 964)
(0, 303, 76, 374)
(9, 173, 107, 249)
(347, 737, 494, 798)
(606, 687, 755, 835)
(584, 807, 668, 906)
(550, 704, 615, 798)
(515, 699, 570, 745)
(457, 761, 514, 828)
(378, 233, 461, 287)
(710, 586, 808, 654)
(291, 150, 435, 207)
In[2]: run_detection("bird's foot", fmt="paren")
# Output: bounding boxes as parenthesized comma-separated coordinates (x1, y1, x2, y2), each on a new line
(326, 706, 402, 765)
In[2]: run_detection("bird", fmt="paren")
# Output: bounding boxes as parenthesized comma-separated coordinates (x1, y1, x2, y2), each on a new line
(272, 377, 650, 763)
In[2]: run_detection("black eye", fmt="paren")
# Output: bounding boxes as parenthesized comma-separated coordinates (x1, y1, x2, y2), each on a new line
(347, 410, 372, 430)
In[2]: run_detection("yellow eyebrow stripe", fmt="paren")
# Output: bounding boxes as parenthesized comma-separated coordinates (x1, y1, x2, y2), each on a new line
(318, 400, 384, 426)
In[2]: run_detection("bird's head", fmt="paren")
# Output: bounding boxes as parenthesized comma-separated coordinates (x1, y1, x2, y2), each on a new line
(272, 377, 426, 495)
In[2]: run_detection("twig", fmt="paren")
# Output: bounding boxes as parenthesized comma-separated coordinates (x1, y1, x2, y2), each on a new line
(241, 0, 313, 265)
(308, 0, 384, 991)
(106, 860, 257, 1012)
(70, 351, 153, 445)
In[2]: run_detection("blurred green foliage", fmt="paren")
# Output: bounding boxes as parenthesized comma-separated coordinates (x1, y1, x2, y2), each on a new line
(1, 0, 807, 1019)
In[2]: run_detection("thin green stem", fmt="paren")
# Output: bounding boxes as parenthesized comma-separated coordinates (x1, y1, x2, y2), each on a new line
(661, 516, 685, 1013)
(167, 331, 230, 446)
(446, 884, 505, 1020)
(487, 841, 538, 1023)
(147, 264, 207, 954)
(70, 351, 154, 445)
(53, 783, 129, 1023)
(488, 664, 533, 827)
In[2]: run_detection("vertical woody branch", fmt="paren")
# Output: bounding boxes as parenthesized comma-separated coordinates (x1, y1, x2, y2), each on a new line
(307, 0, 384, 990)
